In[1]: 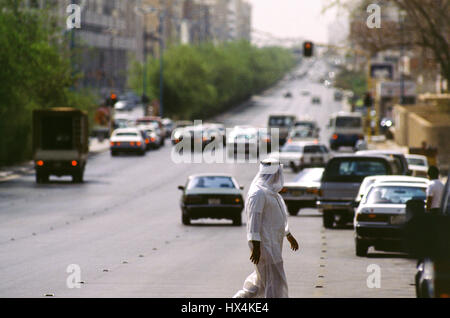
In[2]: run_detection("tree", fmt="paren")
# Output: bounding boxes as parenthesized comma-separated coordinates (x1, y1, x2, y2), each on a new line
(0, 0, 97, 166)
(339, 0, 449, 90)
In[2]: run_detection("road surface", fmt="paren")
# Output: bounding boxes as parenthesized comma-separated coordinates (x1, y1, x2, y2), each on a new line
(0, 58, 416, 298)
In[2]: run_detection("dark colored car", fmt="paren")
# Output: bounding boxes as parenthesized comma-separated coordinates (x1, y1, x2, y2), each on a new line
(178, 174, 244, 226)
(415, 174, 450, 298)
(356, 150, 411, 176)
(317, 155, 397, 228)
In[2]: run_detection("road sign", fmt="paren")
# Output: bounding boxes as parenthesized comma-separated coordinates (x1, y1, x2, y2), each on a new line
(370, 63, 394, 79)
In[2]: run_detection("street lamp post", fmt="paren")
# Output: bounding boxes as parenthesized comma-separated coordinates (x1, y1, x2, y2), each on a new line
(135, 5, 166, 118)
(399, 10, 407, 105)
(158, 12, 165, 118)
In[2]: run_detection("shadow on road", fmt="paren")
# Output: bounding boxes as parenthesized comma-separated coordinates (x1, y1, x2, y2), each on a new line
(367, 252, 414, 259)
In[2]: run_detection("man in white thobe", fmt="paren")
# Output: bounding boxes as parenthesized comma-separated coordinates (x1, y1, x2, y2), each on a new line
(233, 158, 299, 298)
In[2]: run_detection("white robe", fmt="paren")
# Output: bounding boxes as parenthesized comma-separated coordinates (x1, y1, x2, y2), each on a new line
(234, 162, 290, 298)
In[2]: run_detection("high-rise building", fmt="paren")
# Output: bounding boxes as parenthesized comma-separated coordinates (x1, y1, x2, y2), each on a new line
(24, 0, 144, 96)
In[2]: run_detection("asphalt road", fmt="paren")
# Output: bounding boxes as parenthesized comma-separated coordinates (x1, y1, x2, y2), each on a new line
(0, 58, 416, 298)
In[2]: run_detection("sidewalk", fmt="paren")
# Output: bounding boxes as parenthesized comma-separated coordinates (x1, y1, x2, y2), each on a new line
(367, 135, 408, 153)
(0, 138, 110, 182)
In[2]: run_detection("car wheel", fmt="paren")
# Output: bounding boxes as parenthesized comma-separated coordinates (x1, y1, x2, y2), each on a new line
(323, 211, 334, 228)
(232, 215, 242, 226)
(139, 149, 146, 156)
(355, 238, 368, 257)
(290, 162, 299, 173)
(182, 213, 191, 225)
(36, 172, 48, 184)
(287, 204, 299, 216)
(72, 171, 84, 183)
(111, 151, 117, 156)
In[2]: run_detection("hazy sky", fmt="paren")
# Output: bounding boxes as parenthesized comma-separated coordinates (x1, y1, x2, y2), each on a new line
(247, 0, 348, 44)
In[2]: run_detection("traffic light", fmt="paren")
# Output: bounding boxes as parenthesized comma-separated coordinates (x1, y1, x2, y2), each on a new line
(364, 92, 373, 108)
(303, 41, 314, 57)
(110, 93, 117, 106)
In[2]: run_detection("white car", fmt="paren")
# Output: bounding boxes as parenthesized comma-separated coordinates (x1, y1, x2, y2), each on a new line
(355, 175, 429, 205)
(110, 128, 146, 156)
(227, 126, 259, 157)
(405, 154, 429, 177)
(286, 127, 317, 143)
(114, 100, 133, 111)
(354, 182, 428, 257)
(280, 168, 324, 215)
(270, 141, 331, 172)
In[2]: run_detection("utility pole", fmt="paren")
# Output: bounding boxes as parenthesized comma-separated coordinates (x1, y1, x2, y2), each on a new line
(134, 3, 166, 118)
(399, 10, 407, 105)
(159, 11, 165, 118)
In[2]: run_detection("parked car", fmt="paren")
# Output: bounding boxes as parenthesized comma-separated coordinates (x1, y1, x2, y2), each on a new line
(318, 154, 397, 228)
(356, 150, 411, 176)
(354, 182, 427, 256)
(110, 128, 146, 156)
(281, 168, 324, 215)
(355, 175, 429, 206)
(136, 117, 166, 146)
(271, 141, 331, 172)
(405, 154, 429, 177)
(178, 174, 244, 225)
(415, 175, 450, 298)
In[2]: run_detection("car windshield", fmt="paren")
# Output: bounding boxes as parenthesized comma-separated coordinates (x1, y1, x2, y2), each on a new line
(115, 132, 138, 137)
(335, 117, 362, 128)
(235, 133, 256, 140)
(290, 129, 313, 138)
(281, 145, 303, 153)
(407, 158, 426, 166)
(303, 145, 323, 154)
(323, 159, 390, 182)
(365, 186, 426, 205)
(188, 176, 236, 189)
(294, 168, 324, 183)
(269, 117, 294, 126)
(295, 122, 315, 129)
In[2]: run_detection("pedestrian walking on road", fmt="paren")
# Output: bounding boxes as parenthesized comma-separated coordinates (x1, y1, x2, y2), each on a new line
(233, 158, 299, 298)
(426, 165, 444, 215)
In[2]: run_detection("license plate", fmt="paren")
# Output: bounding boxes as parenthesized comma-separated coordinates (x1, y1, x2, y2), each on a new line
(291, 190, 303, 196)
(390, 215, 406, 224)
(311, 157, 322, 162)
(208, 198, 221, 205)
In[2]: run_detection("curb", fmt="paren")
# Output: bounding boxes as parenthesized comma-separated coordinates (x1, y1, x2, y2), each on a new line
(0, 141, 110, 183)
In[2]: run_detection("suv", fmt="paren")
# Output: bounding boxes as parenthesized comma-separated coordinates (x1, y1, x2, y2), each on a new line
(328, 112, 364, 151)
(318, 154, 396, 228)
